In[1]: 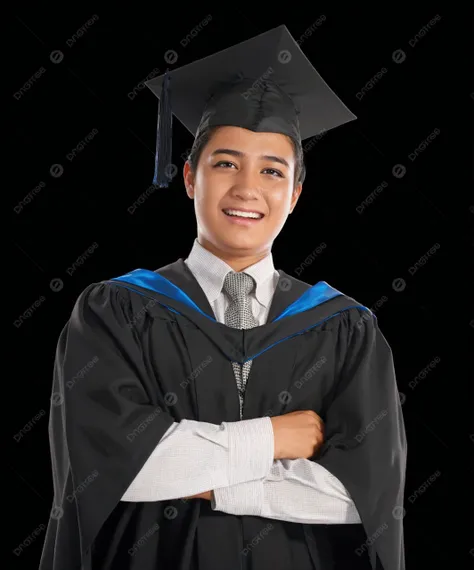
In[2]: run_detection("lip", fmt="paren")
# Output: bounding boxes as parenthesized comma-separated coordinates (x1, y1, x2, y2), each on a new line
(222, 207, 265, 216)
(221, 208, 265, 226)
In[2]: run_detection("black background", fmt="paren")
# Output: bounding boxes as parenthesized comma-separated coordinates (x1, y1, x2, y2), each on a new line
(9, 3, 473, 569)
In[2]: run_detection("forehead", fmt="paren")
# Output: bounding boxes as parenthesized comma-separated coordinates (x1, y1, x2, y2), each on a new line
(205, 126, 295, 158)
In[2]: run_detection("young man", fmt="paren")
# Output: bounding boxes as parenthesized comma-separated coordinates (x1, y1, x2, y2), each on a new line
(40, 25, 406, 570)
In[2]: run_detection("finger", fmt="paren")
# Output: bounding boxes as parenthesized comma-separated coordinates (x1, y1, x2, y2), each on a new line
(306, 412, 323, 430)
(302, 410, 319, 420)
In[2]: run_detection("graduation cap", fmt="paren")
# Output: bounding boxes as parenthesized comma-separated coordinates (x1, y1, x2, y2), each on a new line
(145, 24, 356, 187)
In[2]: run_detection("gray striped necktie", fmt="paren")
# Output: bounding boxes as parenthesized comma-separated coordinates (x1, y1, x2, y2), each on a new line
(222, 271, 259, 419)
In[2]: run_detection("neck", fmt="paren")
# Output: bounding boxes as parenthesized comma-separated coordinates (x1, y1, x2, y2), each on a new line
(198, 237, 270, 272)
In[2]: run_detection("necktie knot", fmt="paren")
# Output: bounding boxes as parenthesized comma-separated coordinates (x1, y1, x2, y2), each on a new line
(222, 271, 256, 301)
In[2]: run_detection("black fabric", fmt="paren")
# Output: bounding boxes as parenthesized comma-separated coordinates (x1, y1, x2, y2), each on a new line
(39, 259, 406, 570)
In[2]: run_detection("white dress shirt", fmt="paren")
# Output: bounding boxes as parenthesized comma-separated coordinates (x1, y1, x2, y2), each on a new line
(121, 239, 361, 524)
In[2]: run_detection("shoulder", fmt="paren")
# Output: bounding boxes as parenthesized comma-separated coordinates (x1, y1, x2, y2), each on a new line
(70, 268, 158, 326)
(281, 270, 375, 328)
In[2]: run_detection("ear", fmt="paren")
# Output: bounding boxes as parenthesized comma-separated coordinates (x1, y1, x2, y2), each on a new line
(183, 161, 195, 199)
(289, 182, 303, 214)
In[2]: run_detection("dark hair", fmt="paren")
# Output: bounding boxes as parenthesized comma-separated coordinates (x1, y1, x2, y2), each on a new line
(187, 125, 306, 186)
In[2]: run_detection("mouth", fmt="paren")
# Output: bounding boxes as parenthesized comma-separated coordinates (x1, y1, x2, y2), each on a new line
(222, 208, 265, 226)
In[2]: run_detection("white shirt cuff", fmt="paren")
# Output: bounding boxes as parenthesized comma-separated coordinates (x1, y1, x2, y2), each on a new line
(212, 479, 264, 516)
(223, 416, 274, 485)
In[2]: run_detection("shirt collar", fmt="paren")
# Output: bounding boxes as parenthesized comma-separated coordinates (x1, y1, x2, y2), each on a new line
(184, 238, 277, 307)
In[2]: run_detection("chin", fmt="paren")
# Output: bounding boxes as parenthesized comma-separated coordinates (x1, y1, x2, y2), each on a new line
(218, 233, 262, 252)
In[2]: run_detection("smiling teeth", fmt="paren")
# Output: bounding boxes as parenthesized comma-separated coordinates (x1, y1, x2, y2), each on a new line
(224, 209, 262, 219)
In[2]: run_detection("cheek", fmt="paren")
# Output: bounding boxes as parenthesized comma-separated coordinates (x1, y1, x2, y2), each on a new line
(266, 186, 293, 213)
(194, 174, 226, 219)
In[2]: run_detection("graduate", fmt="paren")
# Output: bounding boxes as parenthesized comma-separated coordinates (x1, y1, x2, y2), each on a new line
(39, 25, 407, 570)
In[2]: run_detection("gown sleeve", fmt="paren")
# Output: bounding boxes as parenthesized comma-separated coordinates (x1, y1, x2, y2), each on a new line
(314, 308, 407, 570)
(43, 281, 176, 566)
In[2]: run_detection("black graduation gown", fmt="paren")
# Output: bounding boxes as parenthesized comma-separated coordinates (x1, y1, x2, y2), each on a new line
(39, 259, 407, 570)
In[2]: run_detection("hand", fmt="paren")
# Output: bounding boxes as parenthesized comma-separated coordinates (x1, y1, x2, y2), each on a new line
(270, 410, 324, 460)
(183, 490, 213, 501)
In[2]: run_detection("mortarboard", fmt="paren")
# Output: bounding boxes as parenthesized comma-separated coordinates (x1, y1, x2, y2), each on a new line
(145, 24, 357, 188)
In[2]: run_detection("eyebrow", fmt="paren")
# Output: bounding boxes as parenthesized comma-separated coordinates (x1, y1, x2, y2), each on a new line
(210, 148, 290, 169)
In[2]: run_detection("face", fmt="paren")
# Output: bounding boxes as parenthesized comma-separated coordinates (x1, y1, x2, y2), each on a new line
(183, 126, 302, 259)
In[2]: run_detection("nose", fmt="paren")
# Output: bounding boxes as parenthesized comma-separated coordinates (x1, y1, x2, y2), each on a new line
(229, 167, 261, 201)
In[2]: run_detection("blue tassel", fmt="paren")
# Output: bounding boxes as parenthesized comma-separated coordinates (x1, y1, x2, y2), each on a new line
(153, 70, 173, 188)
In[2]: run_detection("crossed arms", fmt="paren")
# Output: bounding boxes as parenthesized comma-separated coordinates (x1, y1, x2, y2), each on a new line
(121, 411, 361, 524)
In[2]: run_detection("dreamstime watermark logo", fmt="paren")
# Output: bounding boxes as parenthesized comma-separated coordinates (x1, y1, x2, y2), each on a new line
(66, 242, 99, 277)
(66, 469, 99, 502)
(127, 166, 178, 213)
(48, 242, 99, 294)
(294, 356, 327, 390)
(127, 184, 158, 214)
(408, 242, 440, 275)
(13, 19, 100, 101)
(242, 66, 274, 100)
(392, 506, 406, 520)
(127, 298, 158, 328)
(180, 14, 212, 48)
(65, 15, 99, 48)
(241, 523, 274, 556)
(14, 181, 46, 214)
(13, 67, 47, 100)
(13, 409, 46, 442)
(408, 15, 441, 48)
(67, 128, 99, 162)
(355, 409, 388, 443)
(295, 16, 326, 46)
(13, 523, 46, 557)
(13, 294, 46, 329)
(356, 181, 388, 213)
(51, 392, 64, 407)
(355, 522, 388, 557)
(303, 129, 328, 155)
(180, 356, 213, 389)
(278, 277, 292, 292)
(408, 470, 441, 504)
(294, 242, 327, 276)
(408, 128, 440, 162)
(391, 14, 441, 64)
(66, 356, 99, 390)
(261, 391, 296, 417)
(128, 67, 160, 101)
(392, 242, 441, 293)
(127, 407, 163, 442)
(409, 356, 440, 391)
(356, 296, 388, 329)
(162, 15, 213, 65)
(278, 50, 292, 64)
(392, 164, 407, 179)
(356, 67, 388, 101)
(128, 522, 159, 556)
(48, 129, 99, 179)
(391, 277, 407, 292)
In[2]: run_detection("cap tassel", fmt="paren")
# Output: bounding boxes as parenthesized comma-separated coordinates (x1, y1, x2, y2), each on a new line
(153, 70, 173, 188)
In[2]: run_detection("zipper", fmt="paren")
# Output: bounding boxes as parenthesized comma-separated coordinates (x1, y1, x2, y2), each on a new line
(239, 330, 245, 569)
(239, 517, 245, 570)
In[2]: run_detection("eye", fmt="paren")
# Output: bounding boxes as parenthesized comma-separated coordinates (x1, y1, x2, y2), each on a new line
(262, 168, 284, 178)
(213, 161, 236, 169)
